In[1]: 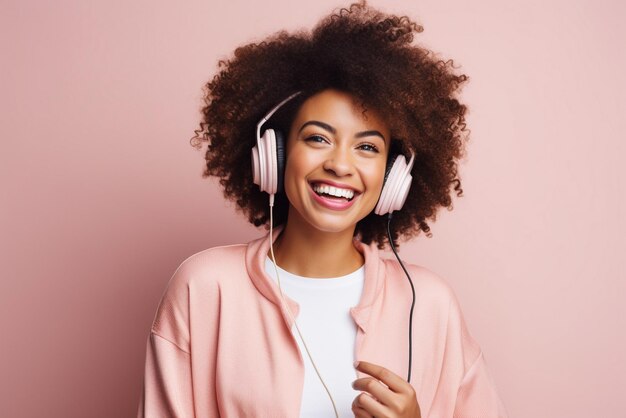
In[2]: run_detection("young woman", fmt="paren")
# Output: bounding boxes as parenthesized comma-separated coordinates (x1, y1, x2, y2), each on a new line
(138, 2, 508, 417)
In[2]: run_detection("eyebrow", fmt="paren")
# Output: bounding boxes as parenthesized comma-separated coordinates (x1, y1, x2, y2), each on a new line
(298, 120, 386, 143)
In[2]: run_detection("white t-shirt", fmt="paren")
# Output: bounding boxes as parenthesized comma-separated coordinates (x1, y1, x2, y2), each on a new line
(264, 256, 365, 418)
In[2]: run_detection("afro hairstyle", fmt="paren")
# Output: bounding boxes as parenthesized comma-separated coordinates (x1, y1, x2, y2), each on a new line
(190, 0, 470, 250)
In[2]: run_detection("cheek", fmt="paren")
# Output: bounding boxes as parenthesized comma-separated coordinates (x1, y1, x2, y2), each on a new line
(366, 164, 388, 193)
(282, 153, 306, 204)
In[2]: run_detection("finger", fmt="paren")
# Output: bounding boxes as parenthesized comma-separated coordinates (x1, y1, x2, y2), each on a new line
(355, 361, 409, 394)
(351, 404, 372, 418)
(351, 395, 373, 418)
(352, 377, 395, 407)
(354, 392, 388, 418)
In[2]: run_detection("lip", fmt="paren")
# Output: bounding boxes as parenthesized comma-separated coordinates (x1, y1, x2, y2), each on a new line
(308, 179, 361, 193)
(308, 182, 359, 211)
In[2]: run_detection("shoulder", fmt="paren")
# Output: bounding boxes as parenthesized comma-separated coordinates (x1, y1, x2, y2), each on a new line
(382, 257, 458, 307)
(382, 257, 482, 364)
(149, 243, 248, 344)
(154, 243, 248, 313)
(381, 258, 473, 333)
(170, 243, 248, 286)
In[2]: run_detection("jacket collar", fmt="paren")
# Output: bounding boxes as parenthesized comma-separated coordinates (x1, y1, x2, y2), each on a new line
(245, 224, 386, 333)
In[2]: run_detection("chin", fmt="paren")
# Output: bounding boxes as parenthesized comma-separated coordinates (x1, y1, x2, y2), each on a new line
(312, 224, 354, 234)
(305, 213, 365, 235)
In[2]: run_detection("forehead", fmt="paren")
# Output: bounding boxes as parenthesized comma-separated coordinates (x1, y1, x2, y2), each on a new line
(291, 89, 390, 137)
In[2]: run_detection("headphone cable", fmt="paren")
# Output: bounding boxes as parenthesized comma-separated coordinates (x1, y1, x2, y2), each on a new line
(268, 195, 341, 418)
(266, 196, 415, 417)
(387, 212, 416, 383)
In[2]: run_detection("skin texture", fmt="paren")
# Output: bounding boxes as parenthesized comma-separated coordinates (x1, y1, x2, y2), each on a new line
(352, 361, 422, 418)
(267, 89, 422, 416)
(268, 89, 389, 278)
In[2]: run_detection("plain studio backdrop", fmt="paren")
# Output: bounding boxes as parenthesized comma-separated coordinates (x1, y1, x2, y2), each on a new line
(1, 0, 624, 417)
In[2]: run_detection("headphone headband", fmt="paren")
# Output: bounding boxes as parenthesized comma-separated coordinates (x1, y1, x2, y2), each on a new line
(256, 91, 302, 141)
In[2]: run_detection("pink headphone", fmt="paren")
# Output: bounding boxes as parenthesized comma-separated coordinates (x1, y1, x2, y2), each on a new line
(252, 91, 415, 215)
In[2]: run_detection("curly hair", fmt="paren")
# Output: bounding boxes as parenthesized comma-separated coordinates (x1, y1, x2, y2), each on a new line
(190, 0, 470, 250)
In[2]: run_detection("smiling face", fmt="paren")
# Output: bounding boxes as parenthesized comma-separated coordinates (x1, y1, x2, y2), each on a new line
(281, 89, 390, 235)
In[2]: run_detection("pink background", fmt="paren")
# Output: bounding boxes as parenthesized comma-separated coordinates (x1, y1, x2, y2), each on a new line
(2, 0, 624, 417)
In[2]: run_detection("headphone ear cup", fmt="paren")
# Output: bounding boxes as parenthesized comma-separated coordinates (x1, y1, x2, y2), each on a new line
(251, 128, 279, 195)
(382, 155, 396, 185)
(375, 152, 416, 215)
(274, 130, 286, 193)
(375, 155, 397, 216)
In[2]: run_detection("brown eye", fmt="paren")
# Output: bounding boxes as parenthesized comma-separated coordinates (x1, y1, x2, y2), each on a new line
(306, 135, 328, 144)
(359, 143, 379, 153)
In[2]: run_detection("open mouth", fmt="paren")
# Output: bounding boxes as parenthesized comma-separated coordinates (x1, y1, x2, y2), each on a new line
(309, 182, 359, 202)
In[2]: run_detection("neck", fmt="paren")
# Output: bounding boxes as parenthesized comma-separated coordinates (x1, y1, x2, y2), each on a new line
(268, 209, 364, 279)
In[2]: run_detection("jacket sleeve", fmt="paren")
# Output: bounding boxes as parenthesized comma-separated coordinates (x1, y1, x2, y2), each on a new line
(137, 332, 195, 418)
(137, 257, 198, 418)
(448, 290, 508, 418)
(452, 350, 508, 418)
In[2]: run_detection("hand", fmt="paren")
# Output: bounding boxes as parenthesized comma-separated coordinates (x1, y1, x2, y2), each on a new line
(351, 361, 421, 418)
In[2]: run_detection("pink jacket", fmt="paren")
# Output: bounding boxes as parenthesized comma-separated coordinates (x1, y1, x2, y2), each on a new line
(138, 224, 508, 417)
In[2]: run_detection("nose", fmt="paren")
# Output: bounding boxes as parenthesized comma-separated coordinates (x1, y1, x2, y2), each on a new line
(322, 146, 355, 177)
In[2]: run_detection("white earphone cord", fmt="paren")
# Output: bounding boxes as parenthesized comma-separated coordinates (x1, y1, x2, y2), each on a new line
(256, 93, 417, 417)
(269, 196, 340, 418)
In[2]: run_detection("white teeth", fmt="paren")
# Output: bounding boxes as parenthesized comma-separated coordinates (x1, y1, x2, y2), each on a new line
(312, 183, 355, 200)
